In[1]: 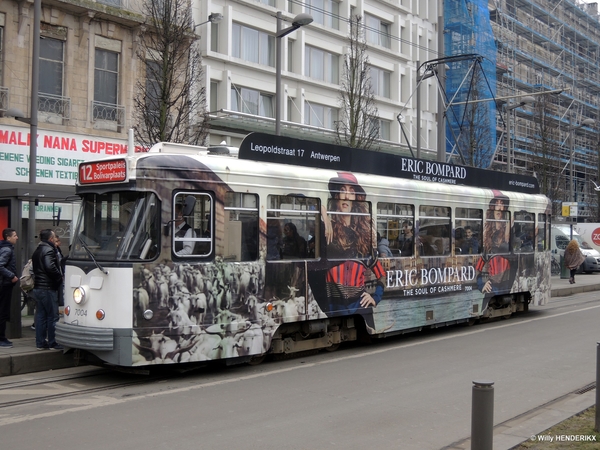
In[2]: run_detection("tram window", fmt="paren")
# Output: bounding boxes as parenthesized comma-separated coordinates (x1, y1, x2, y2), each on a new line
(376, 202, 414, 256)
(513, 211, 535, 253)
(267, 195, 320, 260)
(225, 192, 258, 261)
(71, 192, 160, 261)
(455, 208, 482, 255)
(173, 192, 213, 257)
(483, 204, 510, 254)
(418, 205, 451, 256)
(537, 214, 547, 251)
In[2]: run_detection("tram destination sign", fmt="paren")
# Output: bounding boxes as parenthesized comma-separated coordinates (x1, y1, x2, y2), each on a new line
(79, 158, 127, 184)
(239, 133, 539, 194)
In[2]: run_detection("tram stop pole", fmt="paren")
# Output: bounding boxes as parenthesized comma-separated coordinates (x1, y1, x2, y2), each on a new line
(471, 380, 494, 450)
(596, 343, 600, 431)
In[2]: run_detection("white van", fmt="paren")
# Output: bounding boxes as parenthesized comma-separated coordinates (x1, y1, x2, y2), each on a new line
(551, 225, 600, 273)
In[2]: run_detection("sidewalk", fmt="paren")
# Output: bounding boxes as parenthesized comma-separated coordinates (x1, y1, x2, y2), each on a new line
(0, 315, 79, 376)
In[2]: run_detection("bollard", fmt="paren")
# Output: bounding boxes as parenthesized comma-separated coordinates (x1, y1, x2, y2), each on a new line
(471, 380, 494, 450)
(596, 343, 600, 432)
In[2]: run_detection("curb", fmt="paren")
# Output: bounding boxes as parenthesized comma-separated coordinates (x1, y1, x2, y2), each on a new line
(0, 350, 77, 376)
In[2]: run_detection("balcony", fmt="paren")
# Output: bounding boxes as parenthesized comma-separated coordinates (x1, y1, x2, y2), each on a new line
(92, 100, 125, 128)
(96, 0, 127, 7)
(39, 93, 71, 124)
(0, 87, 8, 113)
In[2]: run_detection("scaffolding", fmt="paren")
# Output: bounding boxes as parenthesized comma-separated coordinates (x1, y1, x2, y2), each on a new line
(444, 0, 498, 168)
(488, 0, 600, 218)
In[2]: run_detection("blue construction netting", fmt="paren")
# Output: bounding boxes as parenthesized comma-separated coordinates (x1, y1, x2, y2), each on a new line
(444, 0, 497, 168)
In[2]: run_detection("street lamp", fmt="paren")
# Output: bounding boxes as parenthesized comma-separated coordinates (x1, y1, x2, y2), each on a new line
(194, 13, 223, 30)
(5, 0, 40, 259)
(275, 12, 313, 136)
(568, 117, 595, 203)
(504, 96, 534, 173)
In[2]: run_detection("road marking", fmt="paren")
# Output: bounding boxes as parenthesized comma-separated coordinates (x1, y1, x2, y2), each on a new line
(1, 303, 599, 426)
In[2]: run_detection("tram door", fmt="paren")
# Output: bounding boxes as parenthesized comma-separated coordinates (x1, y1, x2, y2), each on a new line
(264, 195, 322, 317)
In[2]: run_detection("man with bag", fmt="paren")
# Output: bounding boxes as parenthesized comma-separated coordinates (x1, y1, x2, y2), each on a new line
(32, 229, 63, 351)
(0, 228, 19, 348)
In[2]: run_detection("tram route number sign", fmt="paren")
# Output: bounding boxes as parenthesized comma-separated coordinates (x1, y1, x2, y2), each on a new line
(79, 159, 127, 184)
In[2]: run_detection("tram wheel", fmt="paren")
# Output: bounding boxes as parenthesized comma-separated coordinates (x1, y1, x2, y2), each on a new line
(247, 354, 267, 366)
(324, 343, 340, 352)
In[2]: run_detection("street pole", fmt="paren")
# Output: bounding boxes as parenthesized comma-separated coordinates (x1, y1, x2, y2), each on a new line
(29, 0, 40, 257)
(569, 115, 575, 204)
(437, 0, 446, 163)
(275, 12, 283, 136)
(416, 60, 421, 159)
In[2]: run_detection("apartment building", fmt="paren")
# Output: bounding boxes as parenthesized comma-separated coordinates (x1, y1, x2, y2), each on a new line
(200, 0, 439, 153)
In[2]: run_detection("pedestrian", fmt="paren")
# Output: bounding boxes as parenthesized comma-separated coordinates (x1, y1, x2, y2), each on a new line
(564, 239, 586, 285)
(31, 229, 63, 350)
(0, 228, 19, 348)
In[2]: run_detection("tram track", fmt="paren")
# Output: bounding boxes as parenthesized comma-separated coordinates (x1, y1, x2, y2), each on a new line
(0, 368, 168, 409)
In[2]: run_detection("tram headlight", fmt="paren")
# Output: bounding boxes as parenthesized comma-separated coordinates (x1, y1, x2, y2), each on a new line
(73, 286, 87, 305)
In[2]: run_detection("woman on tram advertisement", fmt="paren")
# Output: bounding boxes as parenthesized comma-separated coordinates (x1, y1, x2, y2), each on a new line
(323, 172, 386, 330)
(475, 192, 517, 312)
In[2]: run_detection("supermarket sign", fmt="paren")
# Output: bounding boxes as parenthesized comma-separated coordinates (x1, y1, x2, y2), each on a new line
(0, 125, 144, 186)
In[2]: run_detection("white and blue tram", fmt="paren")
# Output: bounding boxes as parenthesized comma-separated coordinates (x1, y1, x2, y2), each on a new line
(56, 133, 551, 367)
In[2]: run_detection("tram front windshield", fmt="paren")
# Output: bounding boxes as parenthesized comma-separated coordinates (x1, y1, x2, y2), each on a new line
(71, 192, 159, 261)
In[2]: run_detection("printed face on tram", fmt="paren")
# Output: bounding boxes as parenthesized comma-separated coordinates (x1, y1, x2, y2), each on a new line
(492, 200, 507, 220)
(335, 184, 356, 213)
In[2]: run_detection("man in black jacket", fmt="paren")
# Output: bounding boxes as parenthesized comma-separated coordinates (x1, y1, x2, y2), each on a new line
(32, 229, 63, 350)
(0, 228, 19, 348)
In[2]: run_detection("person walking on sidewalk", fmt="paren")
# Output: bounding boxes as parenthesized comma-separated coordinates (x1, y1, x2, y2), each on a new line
(564, 239, 586, 285)
(0, 228, 18, 348)
(32, 229, 63, 350)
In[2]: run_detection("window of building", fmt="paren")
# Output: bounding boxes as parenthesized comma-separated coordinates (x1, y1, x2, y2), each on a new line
(370, 66, 390, 98)
(210, 81, 218, 112)
(0, 22, 5, 112)
(513, 211, 535, 253)
(267, 195, 320, 260)
(172, 192, 213, 258)
(224, 192, 259, 261)
(231, 85, 274, 117)
(94, 48, 119, 121)
(304, 102, 338, 129)
(145, 60, 160, 111)
(455, 208, 483, 255)
(365, 14, 391, 49)
(39, 37, 64, 114)
(378, 119, 391, 140)
(232, 23, 274, 67)
(418, 206, 451, 256)
(305, 46, 338, 83)
(305, 0, 339, 29)
(210, 22, 219, 53)
(377, 203, 414, 256)
(259, 0, 275, 5)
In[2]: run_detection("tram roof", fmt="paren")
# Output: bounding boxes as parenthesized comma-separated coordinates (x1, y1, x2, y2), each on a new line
(79, 133, 540, 196)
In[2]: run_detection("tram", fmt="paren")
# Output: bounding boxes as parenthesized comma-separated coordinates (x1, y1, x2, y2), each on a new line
(56, 132, 551, 368)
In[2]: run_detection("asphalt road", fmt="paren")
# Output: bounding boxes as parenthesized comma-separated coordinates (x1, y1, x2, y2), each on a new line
(0, 292, 599, 450)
